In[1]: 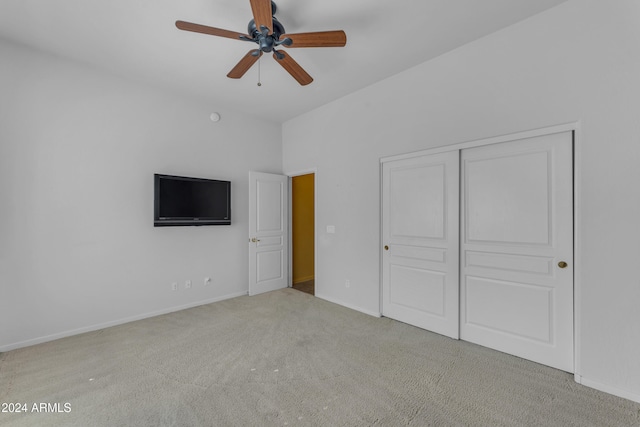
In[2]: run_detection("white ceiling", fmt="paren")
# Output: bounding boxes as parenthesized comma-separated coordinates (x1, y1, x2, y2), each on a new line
(0, 0, 567, 123)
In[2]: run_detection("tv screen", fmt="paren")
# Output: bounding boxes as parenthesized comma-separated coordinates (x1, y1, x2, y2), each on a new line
(154, 174, 231, 226)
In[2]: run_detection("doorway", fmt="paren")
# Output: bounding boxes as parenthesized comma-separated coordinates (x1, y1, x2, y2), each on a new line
(291, 173, 315, 295)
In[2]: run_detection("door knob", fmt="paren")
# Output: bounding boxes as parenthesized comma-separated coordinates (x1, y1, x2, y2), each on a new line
(558, 261, 568, 269)
(251, 238, 261, 243)
(384, 245, 389, 251)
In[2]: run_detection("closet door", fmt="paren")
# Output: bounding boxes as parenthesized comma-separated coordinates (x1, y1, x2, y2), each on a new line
(382, 151, 460, 339)
(460, 132, 573, 371)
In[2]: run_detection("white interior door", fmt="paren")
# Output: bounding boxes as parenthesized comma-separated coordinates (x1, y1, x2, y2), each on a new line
(382, 151, 460, 339)
(249, 171, 288, 296)
(460, 132, 573, 371)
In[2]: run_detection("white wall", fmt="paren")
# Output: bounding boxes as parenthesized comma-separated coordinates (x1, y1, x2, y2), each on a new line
(0, 39, 282, 351)
(283, 0, 640, 402)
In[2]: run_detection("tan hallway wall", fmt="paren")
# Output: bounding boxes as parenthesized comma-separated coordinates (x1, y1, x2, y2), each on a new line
(292, 174, 314, 284)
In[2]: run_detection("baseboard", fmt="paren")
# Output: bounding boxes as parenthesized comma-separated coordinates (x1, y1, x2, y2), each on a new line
(315, 293, 382, 318)
(0, 291, 248, 352)
(293, 275, 314, 284)
(575, 374, 640, 404)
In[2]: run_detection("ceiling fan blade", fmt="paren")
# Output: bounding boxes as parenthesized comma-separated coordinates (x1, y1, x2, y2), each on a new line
(227, 50, 263, 79)
(250, 0, 273, 34)
(175, 20, 248, 41)
(282, 31, 347, 48)
(273, 51, 313, 86)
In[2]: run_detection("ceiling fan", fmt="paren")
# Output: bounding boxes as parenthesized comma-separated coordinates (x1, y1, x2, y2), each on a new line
(175, 0, 347, 86)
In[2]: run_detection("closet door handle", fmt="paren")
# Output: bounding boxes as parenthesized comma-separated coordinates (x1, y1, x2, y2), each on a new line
(558, 261, 568, 269)
(384, 245, 389, 251)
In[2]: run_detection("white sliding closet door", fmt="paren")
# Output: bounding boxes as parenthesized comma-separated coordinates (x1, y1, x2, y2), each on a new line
(382, 151, 460, 339)
(460, 132, 574, 372)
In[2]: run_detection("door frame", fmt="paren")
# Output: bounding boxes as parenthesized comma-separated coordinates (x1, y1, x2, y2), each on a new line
(286, 168, 318, 293)
(379, 121, 582, 378)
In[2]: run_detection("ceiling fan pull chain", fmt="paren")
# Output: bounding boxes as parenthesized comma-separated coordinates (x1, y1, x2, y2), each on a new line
(257, 55, 262, 87)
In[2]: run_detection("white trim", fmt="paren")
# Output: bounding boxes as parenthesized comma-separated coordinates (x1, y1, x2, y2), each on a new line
(380, 122, 579, 164)
(0, 292, 247, 352)
(316, 293, 382, 318)
(285, 167, 318, 177)
(572, 122, 583, 378)
(378, 161, 385, 315)
(578, 376, 640, 404)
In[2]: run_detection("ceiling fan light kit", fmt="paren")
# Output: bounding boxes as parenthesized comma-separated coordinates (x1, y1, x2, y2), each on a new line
(175, 0, 346, 86)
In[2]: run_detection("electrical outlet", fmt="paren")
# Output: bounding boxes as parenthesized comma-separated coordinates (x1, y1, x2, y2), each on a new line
(185, 280, 192, 289)
(204, 277, 212, 286)
(345, 279, 350, 288)
(171, 282, 178, 291)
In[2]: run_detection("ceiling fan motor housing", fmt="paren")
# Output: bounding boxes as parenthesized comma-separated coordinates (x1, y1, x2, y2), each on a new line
(247, 16, 285, 42)
(247, 1, 284, 53)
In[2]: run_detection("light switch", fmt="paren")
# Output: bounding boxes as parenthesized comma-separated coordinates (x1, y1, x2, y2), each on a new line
(326, 225, 336, 234)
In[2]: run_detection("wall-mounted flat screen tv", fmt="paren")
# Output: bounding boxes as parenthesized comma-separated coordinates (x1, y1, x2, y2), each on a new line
(154, 174, 231, 226)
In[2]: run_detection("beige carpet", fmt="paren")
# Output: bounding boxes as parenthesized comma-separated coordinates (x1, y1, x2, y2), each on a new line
(1, 288, 639, 426)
